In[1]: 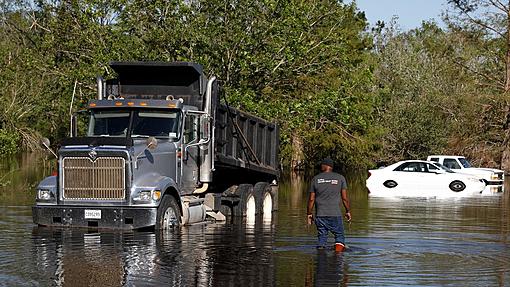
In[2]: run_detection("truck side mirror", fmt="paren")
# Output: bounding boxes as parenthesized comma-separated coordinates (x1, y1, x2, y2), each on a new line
(147, 136, 158, 150)
(40, 137, 57, 159)
(199, 114, 211, 144)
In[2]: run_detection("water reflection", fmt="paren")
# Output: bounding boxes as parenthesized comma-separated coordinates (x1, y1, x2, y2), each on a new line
(310, 251, 348, 287)
(30, 218, 277, 287)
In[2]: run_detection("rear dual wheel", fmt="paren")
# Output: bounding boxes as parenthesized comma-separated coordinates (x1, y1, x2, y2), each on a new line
(231, 182, 277, 218)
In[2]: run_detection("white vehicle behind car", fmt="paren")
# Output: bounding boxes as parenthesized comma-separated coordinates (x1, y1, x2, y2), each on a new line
(366, 160, 486, 197)
(427, 155, 504, 193)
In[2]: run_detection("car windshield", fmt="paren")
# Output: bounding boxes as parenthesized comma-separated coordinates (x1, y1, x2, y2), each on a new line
(88, 109, 180, 139)
(458, 158, 472, 168)
(437, 163, 454, 173)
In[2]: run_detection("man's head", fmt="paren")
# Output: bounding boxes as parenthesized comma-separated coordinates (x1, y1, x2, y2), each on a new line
(320, 158, 334, 172)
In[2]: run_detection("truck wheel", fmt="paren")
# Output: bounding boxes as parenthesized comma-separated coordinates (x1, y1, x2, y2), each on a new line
(254, 182, 277, 216)
(156, 195, 181, 229)
(449, 180, 466, 192)
(232, 184, 258, 217)
(220, 200, 233, 217)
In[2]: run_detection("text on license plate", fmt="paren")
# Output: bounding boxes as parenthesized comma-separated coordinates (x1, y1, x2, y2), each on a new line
(84, 209, 101, 219)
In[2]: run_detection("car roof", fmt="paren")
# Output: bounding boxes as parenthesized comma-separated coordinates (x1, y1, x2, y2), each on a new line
(385, 160, 438, 168)
(428, 155, 465, 158)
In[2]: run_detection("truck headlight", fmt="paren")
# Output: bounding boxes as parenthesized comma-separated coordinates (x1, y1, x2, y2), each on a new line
(133, 190, 152, 202)
(37, 189, 55, 201)
(133, 190, 161, 203)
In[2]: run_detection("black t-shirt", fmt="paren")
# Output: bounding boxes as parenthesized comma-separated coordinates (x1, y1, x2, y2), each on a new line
(308, 172, 347, 216)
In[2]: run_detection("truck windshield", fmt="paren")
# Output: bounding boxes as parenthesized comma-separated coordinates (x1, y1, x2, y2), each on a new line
(458, 158, 472, 168)
(88, 110, 180, 139)
(89, 111, 130, 137)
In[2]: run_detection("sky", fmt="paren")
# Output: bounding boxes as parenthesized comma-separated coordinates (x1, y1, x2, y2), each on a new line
(353, 0, 448, 30)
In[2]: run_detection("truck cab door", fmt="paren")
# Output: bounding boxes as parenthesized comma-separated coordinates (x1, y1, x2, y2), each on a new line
(179, 113, 200, 193)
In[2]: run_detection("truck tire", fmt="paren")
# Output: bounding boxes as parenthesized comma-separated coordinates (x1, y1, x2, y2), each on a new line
(156, 195, 181, 229)
(449, 180, 466, 192)
(254, 182, 277, 216)
(232, 184, 258, 217)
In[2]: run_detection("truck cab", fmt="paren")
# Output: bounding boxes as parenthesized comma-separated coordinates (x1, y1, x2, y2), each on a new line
(427, 155, 504, 189)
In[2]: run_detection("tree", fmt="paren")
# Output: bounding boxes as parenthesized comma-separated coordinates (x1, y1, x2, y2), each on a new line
(446, 0, 510, 171)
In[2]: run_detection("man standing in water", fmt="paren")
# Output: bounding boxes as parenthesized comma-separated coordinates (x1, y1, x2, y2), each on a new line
(307, 158, 351, 252)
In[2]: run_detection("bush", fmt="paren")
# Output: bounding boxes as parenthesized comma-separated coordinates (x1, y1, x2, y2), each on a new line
(0, 129, 20, 156)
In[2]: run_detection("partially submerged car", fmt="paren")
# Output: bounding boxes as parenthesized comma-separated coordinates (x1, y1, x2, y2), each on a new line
(366, 160, 486, 197)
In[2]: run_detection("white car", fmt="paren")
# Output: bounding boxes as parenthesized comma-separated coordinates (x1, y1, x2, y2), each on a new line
(366, 160, 487, 197)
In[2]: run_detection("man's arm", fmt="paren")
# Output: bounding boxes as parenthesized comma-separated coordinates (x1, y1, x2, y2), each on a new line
(307, 192, 315, 225)
(341, 188, 351, 222)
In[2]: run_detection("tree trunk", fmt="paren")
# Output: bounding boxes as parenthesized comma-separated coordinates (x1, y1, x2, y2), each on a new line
(500, 1, 510, 174)
(291, 134, 304, 171)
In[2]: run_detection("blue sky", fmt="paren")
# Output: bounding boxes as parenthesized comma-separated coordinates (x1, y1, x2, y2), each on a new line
(353, 0, 448, 30)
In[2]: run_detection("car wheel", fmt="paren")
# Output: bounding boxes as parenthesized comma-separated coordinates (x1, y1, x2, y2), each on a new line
(449, 180, 466, 192)
(383, 180, 398, 188)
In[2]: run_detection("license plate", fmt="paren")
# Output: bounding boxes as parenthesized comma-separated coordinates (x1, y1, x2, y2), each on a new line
(84, 209, 101, 219)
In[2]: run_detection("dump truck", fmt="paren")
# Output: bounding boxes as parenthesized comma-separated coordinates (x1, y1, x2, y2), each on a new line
(33, 61, 279, 229)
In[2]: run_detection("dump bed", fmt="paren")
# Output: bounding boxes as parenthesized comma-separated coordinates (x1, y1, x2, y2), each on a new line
(214, 104, 279, 176)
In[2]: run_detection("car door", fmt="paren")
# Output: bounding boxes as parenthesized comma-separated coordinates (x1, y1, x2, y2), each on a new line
(422, 163, 446, 193)
(392, 162, 427, 194)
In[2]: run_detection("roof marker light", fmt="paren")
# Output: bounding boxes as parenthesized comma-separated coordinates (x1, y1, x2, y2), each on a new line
(140, 102, 147, 106)
(127, 102, 134, 106)
(115, 102, 122, 106)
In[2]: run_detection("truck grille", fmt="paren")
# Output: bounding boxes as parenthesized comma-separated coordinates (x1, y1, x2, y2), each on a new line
(62, 157, 126, 200)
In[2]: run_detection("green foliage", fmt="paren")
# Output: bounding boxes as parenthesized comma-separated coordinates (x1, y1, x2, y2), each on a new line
(0, 129, 20, 156)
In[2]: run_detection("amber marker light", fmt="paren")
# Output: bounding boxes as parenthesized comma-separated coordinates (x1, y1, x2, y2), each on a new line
(140, 102, 148, 106)
(168, 103, 176, 108)
(90, 103, 97, 107)
(115, 102, 122, 106)
(152, 190, 162, 201)
(127, 102, 134, 106)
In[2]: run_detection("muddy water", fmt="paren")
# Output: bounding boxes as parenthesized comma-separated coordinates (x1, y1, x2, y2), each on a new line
(1, 154, 509, 286)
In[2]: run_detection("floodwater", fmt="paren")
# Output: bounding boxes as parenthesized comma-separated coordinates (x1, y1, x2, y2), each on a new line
(1, 153, 510, 286)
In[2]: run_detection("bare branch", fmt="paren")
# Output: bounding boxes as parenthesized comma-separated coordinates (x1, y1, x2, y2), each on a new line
(487, 0, 509, 13)
(464, 11, 506, 37)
